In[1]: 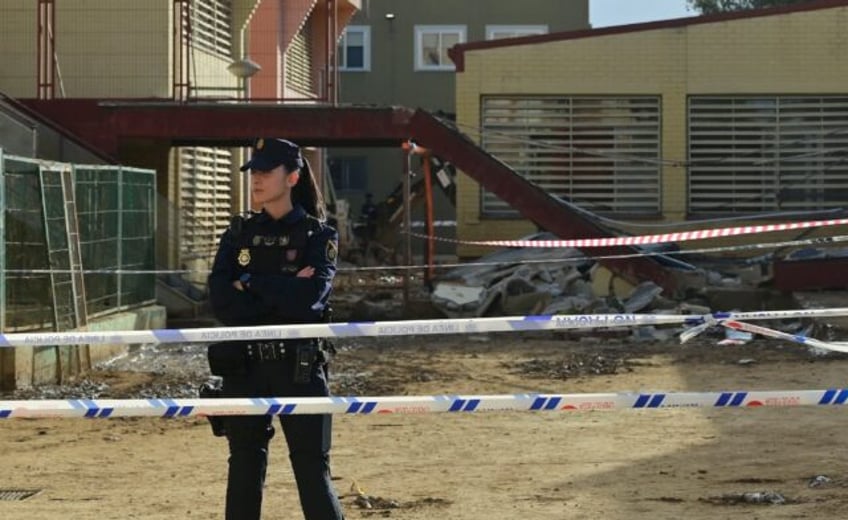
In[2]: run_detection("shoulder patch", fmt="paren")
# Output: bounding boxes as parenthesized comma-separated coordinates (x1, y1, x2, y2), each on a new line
(326, 240, 338, 262)
(229, 215, 244, 236)
(229, 211, 258, 235)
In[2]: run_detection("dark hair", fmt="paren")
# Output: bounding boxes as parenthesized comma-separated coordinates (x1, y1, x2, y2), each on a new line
(290, 156, 325, 220)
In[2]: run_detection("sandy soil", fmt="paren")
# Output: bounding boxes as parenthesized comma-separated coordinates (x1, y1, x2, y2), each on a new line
(3, 332, 848, 519)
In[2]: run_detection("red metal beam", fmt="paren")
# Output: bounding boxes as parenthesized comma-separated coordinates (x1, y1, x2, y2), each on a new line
(407, 110, 680, 293)
(18, 98, 681, 293)
(18, 100, 415, 154)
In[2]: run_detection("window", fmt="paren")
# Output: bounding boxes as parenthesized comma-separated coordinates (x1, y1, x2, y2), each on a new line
(190, 0, 233, 58)
(480, 96, 661, 216)
(286, 18, 315, 96)
(329, 157, 368, 192)
(414, 25, 466, 71)
(485, 25, 548, 40)
(339, 26, 370, 71)
(179, 147, 232, 260)
(688, 96, 848, 213)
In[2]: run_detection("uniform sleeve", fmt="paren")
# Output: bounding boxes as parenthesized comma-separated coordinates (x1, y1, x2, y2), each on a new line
(207, 229, 276, 325)
(248, 225, 338, 322)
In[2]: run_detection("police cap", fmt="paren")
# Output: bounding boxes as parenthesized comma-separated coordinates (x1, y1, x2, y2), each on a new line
(239, 138, 304, 173)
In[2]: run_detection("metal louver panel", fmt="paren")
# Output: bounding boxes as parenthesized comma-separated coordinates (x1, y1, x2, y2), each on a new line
(286, 20, 315, 96)
(179, 147, 232, 261)
(688, 96, 848, 213)
(191, 0, 233, 58)
(480, 96, 661, 216)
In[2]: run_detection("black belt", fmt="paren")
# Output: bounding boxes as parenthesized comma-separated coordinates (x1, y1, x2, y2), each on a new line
(244, 339, 318, 362)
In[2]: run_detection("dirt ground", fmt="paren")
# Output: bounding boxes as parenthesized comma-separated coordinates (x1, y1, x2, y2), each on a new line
(4, 331, 848, 519)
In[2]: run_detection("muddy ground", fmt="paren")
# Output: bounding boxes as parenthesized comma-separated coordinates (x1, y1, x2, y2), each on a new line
(3, 328, 848, 519)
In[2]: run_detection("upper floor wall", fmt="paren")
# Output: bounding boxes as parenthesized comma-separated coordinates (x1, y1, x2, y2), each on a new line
(0, 0, 358, 102)
(337, 0, 589, 112)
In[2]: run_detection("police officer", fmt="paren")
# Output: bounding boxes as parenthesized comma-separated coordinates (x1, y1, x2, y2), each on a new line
(207, 138, 345, 520)
(359, 193, 378, 243)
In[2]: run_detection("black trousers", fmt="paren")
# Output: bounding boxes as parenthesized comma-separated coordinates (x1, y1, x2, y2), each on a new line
(221, 358, 344, 520)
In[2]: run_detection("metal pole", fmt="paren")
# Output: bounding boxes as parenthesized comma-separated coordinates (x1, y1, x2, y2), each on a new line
(403, 144, 412, 308)
(422, 152, 435, 284)
(0, 149, 6, 333)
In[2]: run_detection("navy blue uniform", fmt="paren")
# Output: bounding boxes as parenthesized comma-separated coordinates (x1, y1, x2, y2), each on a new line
(208, 204, 344, 520)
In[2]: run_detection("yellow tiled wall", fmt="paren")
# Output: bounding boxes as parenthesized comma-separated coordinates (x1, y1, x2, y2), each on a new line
(455, 7, 848, 257)
(0, 0, 239, 99)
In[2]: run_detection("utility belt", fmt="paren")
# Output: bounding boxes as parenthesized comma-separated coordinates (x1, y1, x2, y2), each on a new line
(207, 339, 332, 383)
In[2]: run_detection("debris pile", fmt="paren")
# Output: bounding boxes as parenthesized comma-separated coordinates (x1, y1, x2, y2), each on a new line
(429, 232, 742, 320)
(508, 352, 631, 380)
(700, 491, 789, 506)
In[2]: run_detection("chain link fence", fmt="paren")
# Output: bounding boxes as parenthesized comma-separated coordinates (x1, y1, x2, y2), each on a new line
(0, 149, 156, 332)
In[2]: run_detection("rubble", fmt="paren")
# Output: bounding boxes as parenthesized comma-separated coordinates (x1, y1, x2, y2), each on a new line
(431, 234, 592, 317)
(429, 232, 730, 321)
(808, 475, 832, 488)
(428, 232, 846, 349)
(508, 352, 631, 380)
(701, 491, 788, 506)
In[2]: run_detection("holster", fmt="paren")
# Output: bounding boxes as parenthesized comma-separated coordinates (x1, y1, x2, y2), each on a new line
(318, 339, 336, 364)
(207, 341, 248, 376)
(198, 380, 227, 437)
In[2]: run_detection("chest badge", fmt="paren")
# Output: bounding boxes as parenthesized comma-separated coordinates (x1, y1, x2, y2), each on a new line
(286, 249, 298, 262)
(278, 235, 290, 246)
(252, 236, 262, 246)
(237, 248, 251, 266)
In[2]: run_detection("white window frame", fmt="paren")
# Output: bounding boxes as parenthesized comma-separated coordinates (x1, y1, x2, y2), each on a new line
(339, 25, 371, 72)
(414, 25, 466, 71)
(485, 24, 548, 40)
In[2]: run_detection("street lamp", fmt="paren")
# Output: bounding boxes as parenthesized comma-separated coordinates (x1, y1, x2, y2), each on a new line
(227, 57, 261, 211)
(226, 57, 261, 98)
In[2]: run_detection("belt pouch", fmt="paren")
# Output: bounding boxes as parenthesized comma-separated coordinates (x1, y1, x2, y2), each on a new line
(207, 341, 248, 376)
(293, 345, 317, 384)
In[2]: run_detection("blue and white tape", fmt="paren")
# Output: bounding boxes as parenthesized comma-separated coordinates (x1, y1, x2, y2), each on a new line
(1, 389, 846, 419)
(721, 319, 848, 354)
(1, 308, 847, 348)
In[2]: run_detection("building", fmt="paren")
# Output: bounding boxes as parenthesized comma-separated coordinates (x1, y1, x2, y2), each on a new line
(449, 0, 848, 257)
(0, 0, 358, 272)
(332, 0, 589, 247)
(0, 0, 359, 388)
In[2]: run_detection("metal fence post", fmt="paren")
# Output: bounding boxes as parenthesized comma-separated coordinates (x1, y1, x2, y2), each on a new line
(117, 167, 123, 309)
(0, 148, 5, 333)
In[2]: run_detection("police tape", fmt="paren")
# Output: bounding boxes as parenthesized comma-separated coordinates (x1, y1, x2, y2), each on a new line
(2, 389, 847, 419)
(1, 308, 847, 348)
(4, 234, 848, 276)
(721, 320, 848, 354)
(407, 217, 848, 249)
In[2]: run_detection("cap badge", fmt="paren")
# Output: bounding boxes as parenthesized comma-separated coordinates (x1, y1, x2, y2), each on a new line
(256, 138, 264, 150)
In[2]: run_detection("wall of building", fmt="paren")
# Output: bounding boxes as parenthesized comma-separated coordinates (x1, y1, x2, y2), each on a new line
(0, 0, 39, 97)
(333, 0, 589, 251)
(3, 305, 166, 389)
(340, 0, 589, 111)
(454, 5, 848, 257)
(0, 0, 173, 98)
